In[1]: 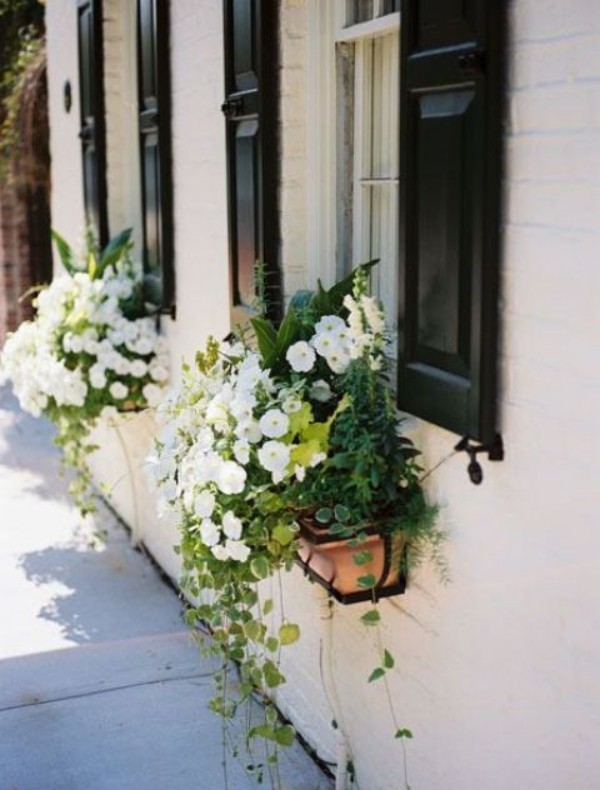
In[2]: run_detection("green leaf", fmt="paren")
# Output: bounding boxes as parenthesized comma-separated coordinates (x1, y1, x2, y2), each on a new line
(368, 667, 385, 683)
(279, 623, 300, 646)
(249, 724, 276, 742)
(334, 504, 351, 523)
(51, 229, 81, 276)
(98, 227, 133, 274)
(290, 439, 322, 468)
(352, 550, 373, 566)
(273, 524, 296, 547)
(250, 556, 271, 580)
(383, 649, 395, 669)
(288, 402, 314, 438)
(315, 507, 333, 524)
(357, 574, 377, 589)
(265, 637, 279, 653)
(250, 317, 278, 366)
(263, 599, 274, 616)
(288, 289, 314, 312)
(263, 661, 285, 688)
(328, 522, 351, 537)
(360, 609, 381, 626)
(395, 729, 414, 740)
(274, 725, 295, 747)
(326, 260, 379, 309)
(87, 251, 97, 279)
(276, 306, 302, 355)
(245, 619, 265, 643)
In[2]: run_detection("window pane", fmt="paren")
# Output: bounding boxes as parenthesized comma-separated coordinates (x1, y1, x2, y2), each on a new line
(346, 0, 374, 25)
(382, 0, 400, 13)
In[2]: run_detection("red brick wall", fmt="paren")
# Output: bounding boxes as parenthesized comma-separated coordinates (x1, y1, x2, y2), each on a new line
(0, 53, 51, 347)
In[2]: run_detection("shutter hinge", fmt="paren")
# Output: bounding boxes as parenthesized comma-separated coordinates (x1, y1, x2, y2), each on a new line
(454, 434, 504, 485)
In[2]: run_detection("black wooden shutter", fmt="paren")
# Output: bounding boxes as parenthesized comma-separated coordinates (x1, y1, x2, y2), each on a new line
(398, 0, 504, 442)
(223, 0, 280, 321)
(77, 0, 108, 246)
(137, 0, 174, 313)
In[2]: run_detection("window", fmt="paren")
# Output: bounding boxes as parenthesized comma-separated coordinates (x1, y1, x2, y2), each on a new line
(137, 0, 174, 314)
(335, 3, 400, 339)
(309, 0, 503, 442)
(77, 0, 108, 245)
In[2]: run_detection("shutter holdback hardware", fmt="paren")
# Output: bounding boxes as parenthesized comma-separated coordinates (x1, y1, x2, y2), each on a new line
(221, 98, 243, 118)
(454, 434, 504, 485)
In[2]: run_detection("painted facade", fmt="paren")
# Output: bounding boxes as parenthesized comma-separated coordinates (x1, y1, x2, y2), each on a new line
(44, 2, 600, 788)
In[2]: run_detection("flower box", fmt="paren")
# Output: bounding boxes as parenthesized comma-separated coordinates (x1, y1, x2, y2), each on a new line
(296, 513, 407, 605)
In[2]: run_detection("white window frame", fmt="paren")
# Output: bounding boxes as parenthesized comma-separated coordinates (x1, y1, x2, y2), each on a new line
(307, 2, 400, 323)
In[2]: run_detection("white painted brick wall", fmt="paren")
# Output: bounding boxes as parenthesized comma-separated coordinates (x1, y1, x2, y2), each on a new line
(45, 0, 86, 257)
(279, 0, 309, 299)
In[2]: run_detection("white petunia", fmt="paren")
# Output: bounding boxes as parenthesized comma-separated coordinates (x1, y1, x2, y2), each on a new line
(69, 334, 84, 354)
(109, 381, 128, 400)
(216, 460, 247, 495)
(315, 315, 346, 335)
(259, 409, 290, 439)
(130, 359, 148, 378)
(233, 438, 250, 464)
(312, 332, 339, 358)
(150, 364, 169, 382)
(257, 440, 290, 475)
(211, 544, 229, 561)
(282, 396, 302, 414)
(294, 464, 306, 481)
(286, 341, 316, 373)
(325, 348, 351, 374)
(143, 383, 163, 407)
(199, 518, 221, 547)
(309, 379, 333, 402)
(194, 490, 216, 518)
(225, 539, 251, 563)
(89, 364, 107, 389)
(222, 511, 243, 540)
(235, 419, 262, 444)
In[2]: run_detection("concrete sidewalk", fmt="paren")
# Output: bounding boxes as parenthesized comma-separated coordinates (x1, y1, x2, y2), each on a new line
(0, 386, 332, 790)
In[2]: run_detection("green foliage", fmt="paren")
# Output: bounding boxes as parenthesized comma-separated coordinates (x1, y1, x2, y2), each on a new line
(2, 227, 166, 516)
(0, 0, 45, 175)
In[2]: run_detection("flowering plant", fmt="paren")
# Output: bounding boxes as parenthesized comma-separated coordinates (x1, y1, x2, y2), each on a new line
(150, 336, 318, 770)
(151, 264, 441, 779)
(0, 228, 169, 512)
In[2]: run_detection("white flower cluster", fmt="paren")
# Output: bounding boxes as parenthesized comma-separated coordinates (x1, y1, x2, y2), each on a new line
(151, 340, 319, 564)
(285, 292, 386, 377)
(1, 262, 169, 419)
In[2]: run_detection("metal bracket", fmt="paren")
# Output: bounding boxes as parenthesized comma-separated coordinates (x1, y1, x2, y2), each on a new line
(454, 434, 504, 485)
(221, 98, 243, 119)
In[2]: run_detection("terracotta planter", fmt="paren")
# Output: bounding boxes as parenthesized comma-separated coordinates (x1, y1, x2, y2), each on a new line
(296, 515, 406, 605)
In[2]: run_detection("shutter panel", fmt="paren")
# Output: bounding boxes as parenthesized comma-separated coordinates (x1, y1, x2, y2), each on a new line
(77, 0, 108, 246)
(398, 0, 504, 442)
(137, 0, 174, 312)
(223, 0, 281, 321)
